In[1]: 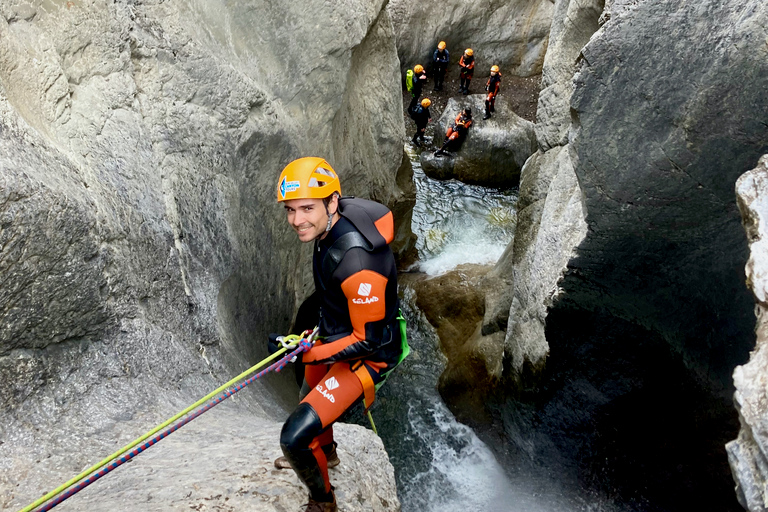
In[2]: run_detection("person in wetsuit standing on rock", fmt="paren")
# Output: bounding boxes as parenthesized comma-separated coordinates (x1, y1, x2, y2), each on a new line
(274, 157, 407, 512)
(411, 97, 432, 146)
(484, 65, 501, 120)
(458, 48, 475, 95)
(432, 41, 449, 91)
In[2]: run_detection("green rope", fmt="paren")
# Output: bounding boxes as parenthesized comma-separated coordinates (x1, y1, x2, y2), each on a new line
(19, 346, 292, 512)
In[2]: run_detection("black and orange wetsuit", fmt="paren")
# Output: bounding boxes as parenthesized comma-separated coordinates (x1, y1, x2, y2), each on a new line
(458, 54, 475, 92)
(280, 197, 403, 502)
(485, 73, 501, 117)
(436, 111, 473, 155)
(445, 112, 473, 141)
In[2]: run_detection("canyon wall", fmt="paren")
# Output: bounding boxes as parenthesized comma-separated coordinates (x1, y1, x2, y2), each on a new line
(0, 0, 404, 508)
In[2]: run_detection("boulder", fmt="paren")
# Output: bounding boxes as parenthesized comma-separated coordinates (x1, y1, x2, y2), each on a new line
(419, 96, 536, 188)
(387, 0, 554, 77)
(728, 154, 768, 512)
(5, 408, 397, 512)
(409, 264, 504, 423)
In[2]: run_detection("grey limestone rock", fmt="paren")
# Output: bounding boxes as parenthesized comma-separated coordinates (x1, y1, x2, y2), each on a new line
(562, 0, 768, 390)
(420, 96, 536, 188)
(534, 0, 604, 150)
(387, 0, 554, 77)
(0, 0, 404, 507)
(503, 146, 587, 377)
(729, 154, 768, 512)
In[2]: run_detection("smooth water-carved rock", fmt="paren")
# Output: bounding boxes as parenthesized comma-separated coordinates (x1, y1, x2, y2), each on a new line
(420, 96, 536, 188)
(565, 0, 768, 389)
(387, 0, 554, 77)
(535, 0, 604, 150)
(6, 408, 397, 512)
(503, 146, 587, 378)
(0, 0, 406, 504)
(729, 154, 768, 512)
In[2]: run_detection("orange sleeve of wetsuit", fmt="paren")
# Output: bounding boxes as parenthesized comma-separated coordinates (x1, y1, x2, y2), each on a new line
(302, 269, 388, 364)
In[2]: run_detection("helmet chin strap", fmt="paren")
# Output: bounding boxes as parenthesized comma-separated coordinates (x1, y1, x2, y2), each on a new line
(320, 193, 339, 238)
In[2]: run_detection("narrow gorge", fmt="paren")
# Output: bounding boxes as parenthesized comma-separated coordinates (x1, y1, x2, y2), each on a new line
(1, 1, 767, 511)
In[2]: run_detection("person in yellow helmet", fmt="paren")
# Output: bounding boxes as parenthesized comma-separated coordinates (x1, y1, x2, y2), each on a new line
(409, 64, 428, 111)
(432, 41, 449, 91)
(484, 65, 502, 120)
(458, 48, 475, 95)
(274, 157, 408, 512)
(410, 97, 433, 146)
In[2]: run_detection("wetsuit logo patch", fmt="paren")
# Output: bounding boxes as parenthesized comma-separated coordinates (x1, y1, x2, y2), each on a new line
(353, 296, 379, 304)
(325, 376, 339, 390)
(357, 283, 372, 296)
(279, 176, 301, 198)
(316, 384, 336, 403)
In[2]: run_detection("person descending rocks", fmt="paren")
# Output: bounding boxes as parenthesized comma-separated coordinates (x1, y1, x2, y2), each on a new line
(274, 157, 408, 512)
(410, 98, 432, 146)
(458, 48, 475, 95)
(432, 41, 449, 91)
(408, 64, 428, 112)
(484, 65, 501, 120)
(434, 107, 473, 156)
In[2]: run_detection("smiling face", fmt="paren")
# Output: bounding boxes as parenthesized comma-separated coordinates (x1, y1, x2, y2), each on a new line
(283, 196, 338, 242)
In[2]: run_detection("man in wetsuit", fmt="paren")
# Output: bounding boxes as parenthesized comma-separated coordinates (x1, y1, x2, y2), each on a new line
(484, 65, 501, 120)
(410, 97, 432, 146)
(274, 157, 406, 512)
(432, 41, 449, 91)
(458, 48, 475, 95)
(409, 64, 428, 112)
(434, 107, 473, 156)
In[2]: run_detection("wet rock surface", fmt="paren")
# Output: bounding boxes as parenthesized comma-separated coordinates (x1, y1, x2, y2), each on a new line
(729, 154, 768, 512)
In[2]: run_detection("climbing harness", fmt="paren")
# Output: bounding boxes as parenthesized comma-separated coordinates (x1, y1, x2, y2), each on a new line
(19, 328, 319, 512)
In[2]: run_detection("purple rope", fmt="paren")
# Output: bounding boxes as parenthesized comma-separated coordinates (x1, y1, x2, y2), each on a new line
(34, 341, 311, 512)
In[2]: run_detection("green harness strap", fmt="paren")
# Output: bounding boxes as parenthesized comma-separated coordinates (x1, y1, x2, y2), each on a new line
(364, 310, 409, 434)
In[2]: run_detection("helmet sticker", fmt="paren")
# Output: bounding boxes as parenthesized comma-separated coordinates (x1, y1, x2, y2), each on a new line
(279, 176, 301, 198)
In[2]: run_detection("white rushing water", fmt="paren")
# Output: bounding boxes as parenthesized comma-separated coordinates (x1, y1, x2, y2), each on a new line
(389, 147, 625, 512)
(406, 145, 517, 275)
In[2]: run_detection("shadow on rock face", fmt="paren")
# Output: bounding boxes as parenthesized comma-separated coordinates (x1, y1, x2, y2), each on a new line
(420, 95, 537, 188)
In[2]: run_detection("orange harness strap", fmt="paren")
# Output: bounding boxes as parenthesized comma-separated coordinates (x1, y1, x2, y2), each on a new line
(352, 361, 387, 412)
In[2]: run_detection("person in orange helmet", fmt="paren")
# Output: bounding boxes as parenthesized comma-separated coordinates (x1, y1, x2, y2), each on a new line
(484, 65, 502, 119)
(434, 107, 473, 156)
(410, 97, 433, 146)
(409, 64, 428, 111)
(458, 48, 475, 95)
(273, 157, 409, 512)
(432, 41, 449, 91)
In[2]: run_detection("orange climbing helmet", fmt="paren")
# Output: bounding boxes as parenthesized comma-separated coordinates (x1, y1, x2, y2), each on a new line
(421, 98, 432, 107)
(465, 48, 473, 56)
(490, 65, 500, 73)
(437, 41, 446, 50)
(276, 157, 341, 202)
(414, 64, 424, 74)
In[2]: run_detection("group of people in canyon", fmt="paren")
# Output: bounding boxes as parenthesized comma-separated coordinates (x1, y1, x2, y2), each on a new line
(407, 40, 502, 153)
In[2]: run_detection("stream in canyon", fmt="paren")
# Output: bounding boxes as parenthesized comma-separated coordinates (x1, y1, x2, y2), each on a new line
(366, 147, 630, 512)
